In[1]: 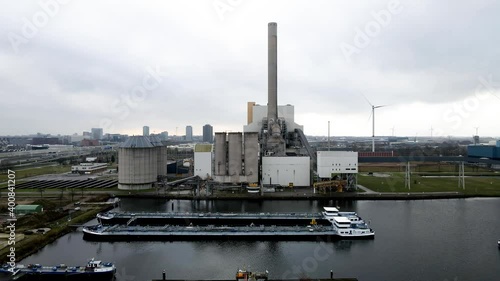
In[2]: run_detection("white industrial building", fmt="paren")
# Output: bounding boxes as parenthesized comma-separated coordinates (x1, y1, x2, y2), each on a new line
(71, 162, 108, 174)
(317, 151, 358, 178)
(243, 104, 303, 133)
(194, 144, 212, 180)
(261, 156, 310, 187)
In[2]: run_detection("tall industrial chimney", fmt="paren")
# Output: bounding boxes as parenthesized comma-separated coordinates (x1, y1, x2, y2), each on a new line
(267, 22, 278, 122)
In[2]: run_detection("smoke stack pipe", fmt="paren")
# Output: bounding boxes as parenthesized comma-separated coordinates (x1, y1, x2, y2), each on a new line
(267, 22, 278, 122)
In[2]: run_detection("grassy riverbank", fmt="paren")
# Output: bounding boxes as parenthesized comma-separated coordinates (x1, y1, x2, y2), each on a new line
(0, 196, 110, 264)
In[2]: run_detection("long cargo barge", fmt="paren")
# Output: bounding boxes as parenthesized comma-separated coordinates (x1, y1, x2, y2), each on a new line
(82, 224, 373, 241)
(96, 207, 362, 227)
(97, 211, 330, 226)
(84, 208, 374, 241)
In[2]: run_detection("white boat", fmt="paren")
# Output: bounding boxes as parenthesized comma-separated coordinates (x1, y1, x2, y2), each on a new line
(323, 207, 374, 238)
(331, 216, 374, 238)
(322, 207, 362, 222)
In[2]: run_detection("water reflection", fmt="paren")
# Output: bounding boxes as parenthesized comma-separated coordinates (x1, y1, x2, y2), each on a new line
(333, 240, 352, 251)
(20, 198, 500, 281)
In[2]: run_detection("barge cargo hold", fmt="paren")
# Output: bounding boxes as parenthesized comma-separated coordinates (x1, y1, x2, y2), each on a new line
(97, 211, 328, 226)
(96, 207, 362, 227)
(82, 224, 375, 241)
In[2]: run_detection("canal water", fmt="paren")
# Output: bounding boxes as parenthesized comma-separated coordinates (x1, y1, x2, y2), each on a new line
(21, 198, 500, 281)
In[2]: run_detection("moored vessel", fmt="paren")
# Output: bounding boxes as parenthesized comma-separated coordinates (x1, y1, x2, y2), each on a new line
(0, 258, 115, 281)
(87, 207, 374, 241)
(331, 216, 374, 238)
(83, 223, 347, 241)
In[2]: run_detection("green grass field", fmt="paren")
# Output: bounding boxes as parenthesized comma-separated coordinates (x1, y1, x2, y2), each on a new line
(359, 163, 494, 173)
(2, 165, 71, 180)
(358, 172, 500, 196)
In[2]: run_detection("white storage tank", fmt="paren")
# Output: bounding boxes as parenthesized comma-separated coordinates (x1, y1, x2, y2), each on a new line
(118, 136, 158, 190)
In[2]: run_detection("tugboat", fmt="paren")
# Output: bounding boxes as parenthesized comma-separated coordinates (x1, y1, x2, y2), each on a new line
(0, 258, 115, 281)
(236, 268, 268, 281)
(246, 183, 260, 193)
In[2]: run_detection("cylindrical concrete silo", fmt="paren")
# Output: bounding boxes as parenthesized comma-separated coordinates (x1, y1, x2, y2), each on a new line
(228, 132, 242, 177)
(149, 135, 167, 177)
(118, 136, 158, 190)
(244, 132, 259, 183)
(214, 132, 227, 176)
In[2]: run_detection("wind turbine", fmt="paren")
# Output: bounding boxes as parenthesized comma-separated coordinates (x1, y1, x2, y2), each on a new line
(363, 95, 387, 152)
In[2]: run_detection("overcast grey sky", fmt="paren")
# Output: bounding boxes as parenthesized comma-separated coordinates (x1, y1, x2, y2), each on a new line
(1, 0, 499, 138)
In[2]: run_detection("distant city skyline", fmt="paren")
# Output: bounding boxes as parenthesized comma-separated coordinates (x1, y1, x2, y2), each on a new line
(1, 1, 500, 138)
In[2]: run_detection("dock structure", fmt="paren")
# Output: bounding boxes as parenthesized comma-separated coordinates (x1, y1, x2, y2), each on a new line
(152, 269, 357, 281)
(153, 279, 358, 281)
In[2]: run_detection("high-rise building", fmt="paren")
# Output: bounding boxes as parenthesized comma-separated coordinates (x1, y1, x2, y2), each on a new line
(161, 131, 169, 141)
(91, 128, 103, 140)
(186, 126, 193, 142)
(203, 124, 213, 143)
(143, 126, 150, 136)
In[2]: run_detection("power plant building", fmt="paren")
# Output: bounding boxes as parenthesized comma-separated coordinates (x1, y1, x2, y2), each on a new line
(244, 104, 303, 134)
(211, 22, 314, 187)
